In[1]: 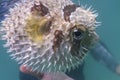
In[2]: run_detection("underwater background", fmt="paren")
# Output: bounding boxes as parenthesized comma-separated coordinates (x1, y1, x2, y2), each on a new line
(0, 0, 120, 80)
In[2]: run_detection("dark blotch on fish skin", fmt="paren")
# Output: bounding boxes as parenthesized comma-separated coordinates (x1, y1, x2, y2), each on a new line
(63, 4, 79, 22)
(53, 30, 64, 52)
(70, 39, 81, 57)
(68, 25, 85, 57)
(31, 2, 49, 16)
(70, 43, 88, 59)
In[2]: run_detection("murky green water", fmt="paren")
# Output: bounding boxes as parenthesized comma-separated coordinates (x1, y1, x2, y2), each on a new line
(0, 0, 120, 80)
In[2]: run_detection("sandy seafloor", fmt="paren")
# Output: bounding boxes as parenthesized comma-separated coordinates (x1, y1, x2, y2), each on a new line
(0, 0, 120, 80)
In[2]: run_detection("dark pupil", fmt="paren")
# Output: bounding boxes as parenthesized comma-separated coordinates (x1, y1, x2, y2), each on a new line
(74, 30, 81, 37)
(74, 29, 82, 39)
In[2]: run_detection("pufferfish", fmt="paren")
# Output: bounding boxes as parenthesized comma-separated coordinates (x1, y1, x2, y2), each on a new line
(0, 0, 100, 73)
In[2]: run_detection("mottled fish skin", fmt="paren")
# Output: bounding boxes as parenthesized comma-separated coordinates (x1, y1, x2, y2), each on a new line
(0, 0, 100, 73)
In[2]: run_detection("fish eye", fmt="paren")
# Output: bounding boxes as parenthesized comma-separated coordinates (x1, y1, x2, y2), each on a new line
(73, 28, 83, 40)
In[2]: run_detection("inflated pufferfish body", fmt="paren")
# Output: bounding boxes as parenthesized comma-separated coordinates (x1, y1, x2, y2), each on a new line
(0, 0, 99, 73)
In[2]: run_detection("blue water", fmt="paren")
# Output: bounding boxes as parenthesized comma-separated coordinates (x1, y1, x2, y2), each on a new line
(0, 0, 120, 80)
